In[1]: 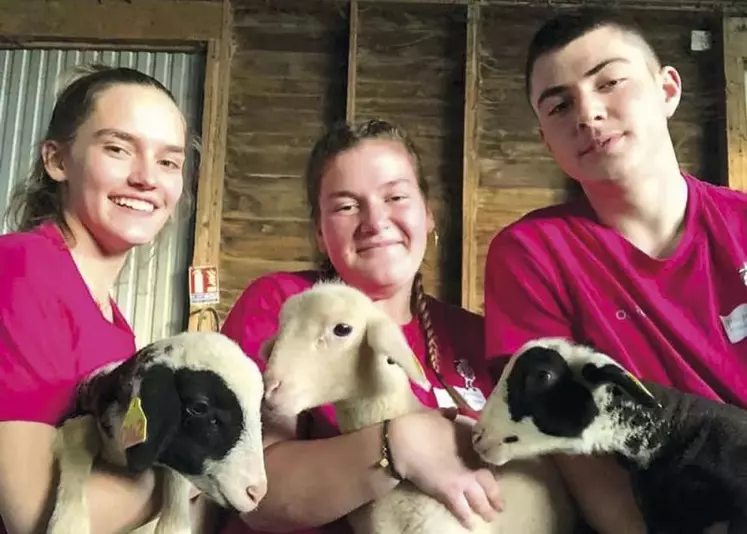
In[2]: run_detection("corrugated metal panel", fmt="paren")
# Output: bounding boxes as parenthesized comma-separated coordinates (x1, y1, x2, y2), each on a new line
(0, 47, 205, 347)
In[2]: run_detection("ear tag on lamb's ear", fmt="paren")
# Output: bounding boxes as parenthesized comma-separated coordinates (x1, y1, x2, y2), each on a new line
(624, 370, 660, 406)
(121, 396, 148, 449)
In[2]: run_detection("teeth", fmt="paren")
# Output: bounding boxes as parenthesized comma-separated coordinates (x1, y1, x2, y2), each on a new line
(112, 197, 155, 213)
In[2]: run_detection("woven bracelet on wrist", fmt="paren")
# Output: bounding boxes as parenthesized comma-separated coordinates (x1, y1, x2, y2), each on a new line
(378, 419, 405, 481)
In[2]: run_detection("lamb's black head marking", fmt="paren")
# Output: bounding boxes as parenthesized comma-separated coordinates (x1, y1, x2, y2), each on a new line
(124, 364, 244, 475)
(506, 346, 599, 437)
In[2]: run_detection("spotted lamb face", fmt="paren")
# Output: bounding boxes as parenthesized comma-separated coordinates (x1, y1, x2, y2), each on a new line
(472, 338, 661, 467)
(262, 281, 430, 418)
(80, 331, 267, 513)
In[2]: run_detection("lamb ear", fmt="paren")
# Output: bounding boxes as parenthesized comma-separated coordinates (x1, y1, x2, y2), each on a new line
(582, 363, 662, 409)
(366, 316, 431, 391)
(123, 365, 182, 472)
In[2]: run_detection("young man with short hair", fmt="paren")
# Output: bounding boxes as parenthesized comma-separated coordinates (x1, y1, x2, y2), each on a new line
(484, 10, 747, 533)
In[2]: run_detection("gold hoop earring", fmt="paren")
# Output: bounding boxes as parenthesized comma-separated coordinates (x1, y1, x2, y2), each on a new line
(433, 230, 439, 248)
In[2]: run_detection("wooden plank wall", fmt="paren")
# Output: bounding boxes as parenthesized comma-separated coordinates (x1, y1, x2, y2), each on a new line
(220, 0, 726, 318)
(352, 4, 466, 304)
(218, 1, 348, 316)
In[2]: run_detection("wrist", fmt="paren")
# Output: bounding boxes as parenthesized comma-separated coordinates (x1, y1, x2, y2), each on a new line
(377, 419, 405, 482)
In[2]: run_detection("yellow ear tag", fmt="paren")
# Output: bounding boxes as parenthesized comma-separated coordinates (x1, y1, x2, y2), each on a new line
(121, 396, 148, 449)
(625, 370, 656, 400)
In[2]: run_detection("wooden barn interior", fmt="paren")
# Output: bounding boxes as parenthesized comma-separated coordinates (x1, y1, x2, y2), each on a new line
(2, 0, 747, 338)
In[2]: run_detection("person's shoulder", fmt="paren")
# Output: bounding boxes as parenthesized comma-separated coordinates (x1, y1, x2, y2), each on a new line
(488, 197, 586, 250)
(426, 296, 484, 335)
(691, 174, 747, 213)
(240, 269, 320, 299)
(226, 269, 321, 319)
(0, 222, 68, 280)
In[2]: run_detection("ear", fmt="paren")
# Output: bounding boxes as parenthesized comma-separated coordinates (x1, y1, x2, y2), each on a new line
(315, 224, 327, 256)
(426, 206, 435, 234)
(581, 363, 661, 409)
(123, 365, 183, 472)
(366, 315, 431, 391)
(658, 65, 682, 119)
(41, 140, 67, 183)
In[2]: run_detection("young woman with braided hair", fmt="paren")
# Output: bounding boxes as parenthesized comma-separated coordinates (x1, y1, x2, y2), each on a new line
(219, 119, 502, 534)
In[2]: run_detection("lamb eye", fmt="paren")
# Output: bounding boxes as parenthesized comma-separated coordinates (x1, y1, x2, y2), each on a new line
(186, 399, 210, 417)
(537, 370, 554, 383)
(333, 323, 353, 337)
(527, 369, 556, 391)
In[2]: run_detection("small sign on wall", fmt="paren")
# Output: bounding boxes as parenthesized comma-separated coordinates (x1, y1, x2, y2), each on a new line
(189, 265, 220, 305)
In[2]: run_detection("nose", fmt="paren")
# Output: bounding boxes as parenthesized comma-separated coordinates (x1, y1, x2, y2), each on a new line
(360, 202, 388, 233)
(246, 477, 268, 506)
(128, 157, 158, 189)
(575, 91, 606, 130)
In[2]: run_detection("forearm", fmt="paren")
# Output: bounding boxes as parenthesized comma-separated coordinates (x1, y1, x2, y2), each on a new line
(85, 463, 162, 534)
(0, 461, 161, 534)
(554, 454, 646, 534)
(242, 423, 397, 532)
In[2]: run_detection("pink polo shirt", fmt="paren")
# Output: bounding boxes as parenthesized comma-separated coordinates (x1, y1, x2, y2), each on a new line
(220, 270, 489, 534)
(484, 173, 747, 407)
(0, 222, 136, 425)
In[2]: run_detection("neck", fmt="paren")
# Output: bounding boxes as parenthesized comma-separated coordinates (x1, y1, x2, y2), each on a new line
(334, 384, 424, 433)
(582, 162, 688, 259)
(63, 215, 130, 311)
(365, 282, 414, 325)
(589, 396, 664, 469)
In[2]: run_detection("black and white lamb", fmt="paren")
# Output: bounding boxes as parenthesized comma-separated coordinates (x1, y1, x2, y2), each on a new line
(472, 337, 747, 534)
(261, 281, 579, 534)
(47, 331, 268, 534)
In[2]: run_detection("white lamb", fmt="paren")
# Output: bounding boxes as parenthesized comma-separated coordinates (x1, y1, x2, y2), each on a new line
(47, 331, 268, 534)
(261, 280, 579, 534)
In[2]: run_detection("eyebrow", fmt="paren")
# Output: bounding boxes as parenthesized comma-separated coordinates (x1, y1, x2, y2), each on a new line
(325, 178, 412, 199)
(93, 128, 185, 154)
(535, 57, 630, 109)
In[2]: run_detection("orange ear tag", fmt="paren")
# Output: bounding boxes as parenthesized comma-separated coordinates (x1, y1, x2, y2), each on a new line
(625, 370, 657, 400)
(121, 396, 148, 449)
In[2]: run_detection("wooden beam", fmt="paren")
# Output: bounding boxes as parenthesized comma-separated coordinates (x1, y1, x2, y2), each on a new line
(346, 0, 359, 122)
(0, 0, 223, 41)
(462, 1, 480, 312)
(723, 17, 747, 193)
(342, 0, 744, 9)
(188, 0, 233, 332)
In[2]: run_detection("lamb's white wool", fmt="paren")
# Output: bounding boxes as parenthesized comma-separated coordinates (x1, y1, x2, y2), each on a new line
(47, 331, 268, 534)
(473, 337, 660, 468)
(263, 283, 579, 534)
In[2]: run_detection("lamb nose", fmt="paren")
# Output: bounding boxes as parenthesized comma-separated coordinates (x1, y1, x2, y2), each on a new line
(247, 478, 268, 505)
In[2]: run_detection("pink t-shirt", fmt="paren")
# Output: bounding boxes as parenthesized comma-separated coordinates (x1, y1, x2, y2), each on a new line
(484, 173, 747, 407)
(0, 222, 136, 425)
(219, 270, 490, 534)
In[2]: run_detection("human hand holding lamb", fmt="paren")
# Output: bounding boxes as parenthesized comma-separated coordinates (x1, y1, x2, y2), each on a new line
(47, 331, 268, 534)
(261, 280, 578, 534)
(472, 337, 746, 534)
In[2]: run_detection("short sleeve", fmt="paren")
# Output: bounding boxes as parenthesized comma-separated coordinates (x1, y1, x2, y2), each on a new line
(220, 274, 292, 371)
(0, 265, 75, 424)
(483, 230, 574, 364)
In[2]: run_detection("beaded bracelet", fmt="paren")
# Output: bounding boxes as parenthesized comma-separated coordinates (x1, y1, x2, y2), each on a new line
(378, 419, 405, 481)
